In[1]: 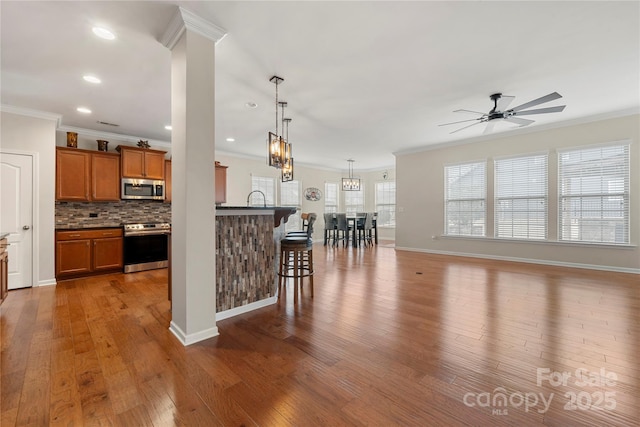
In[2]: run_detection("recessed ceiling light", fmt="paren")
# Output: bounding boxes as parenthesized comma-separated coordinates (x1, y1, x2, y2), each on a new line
(165, 125, 172, 130)
(226, 137, 235, 142)
(83, 75, 101, 84)
(92, 27, 115, 40)
(77, 107, 92, 114)
(245, 102, 258, 109)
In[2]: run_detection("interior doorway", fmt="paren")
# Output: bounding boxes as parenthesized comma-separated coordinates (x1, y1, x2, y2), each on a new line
(1, 151, 34, 289)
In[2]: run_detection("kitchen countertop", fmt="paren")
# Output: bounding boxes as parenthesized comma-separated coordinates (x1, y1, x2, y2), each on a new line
(55, 224, 123, 231)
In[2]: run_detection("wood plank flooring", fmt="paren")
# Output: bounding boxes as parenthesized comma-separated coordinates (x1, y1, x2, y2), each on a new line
(1, 243, 638, 426)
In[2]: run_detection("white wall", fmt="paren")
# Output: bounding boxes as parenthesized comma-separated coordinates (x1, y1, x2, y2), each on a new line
(1, 110, 58, 285)
(215, 153, 396, 241)
(395, 114, 640, 272)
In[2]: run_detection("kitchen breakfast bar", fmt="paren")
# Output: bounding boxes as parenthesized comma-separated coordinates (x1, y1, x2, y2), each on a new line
(212, 206, 296, 316)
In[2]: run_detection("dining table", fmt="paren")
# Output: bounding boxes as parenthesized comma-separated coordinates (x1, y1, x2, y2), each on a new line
(329, 213, 377, 248)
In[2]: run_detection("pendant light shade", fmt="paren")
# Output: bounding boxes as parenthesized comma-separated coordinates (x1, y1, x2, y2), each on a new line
(342, 159, 360, 191)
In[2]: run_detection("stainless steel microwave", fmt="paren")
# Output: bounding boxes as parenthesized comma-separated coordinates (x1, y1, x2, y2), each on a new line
(121, 178, 165, 200)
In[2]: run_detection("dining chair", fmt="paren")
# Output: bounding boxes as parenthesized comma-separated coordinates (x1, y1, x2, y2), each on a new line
(333, 213, 353, 247)
(357, 212, 375, 247)
(323, 213, 336, 245)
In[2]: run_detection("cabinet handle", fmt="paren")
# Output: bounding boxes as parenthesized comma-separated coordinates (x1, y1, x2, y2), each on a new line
(69, 234, 81, 237)
(102, 233, 113, 236)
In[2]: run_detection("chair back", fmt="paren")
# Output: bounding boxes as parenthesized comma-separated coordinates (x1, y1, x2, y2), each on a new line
(323, 213, 336, 230)
(363, 212, 374, 230)
(306, 213, 317, 239)
(335, 213, 349, 231)
(301, 213, 310, 230)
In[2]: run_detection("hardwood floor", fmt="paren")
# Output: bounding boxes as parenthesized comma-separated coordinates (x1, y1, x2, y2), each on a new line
(1, 243, 638, 426)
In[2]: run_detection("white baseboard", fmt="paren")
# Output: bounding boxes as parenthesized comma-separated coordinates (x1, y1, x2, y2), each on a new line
(216, 296, 277, 321)
(169, 321, 219, 346)
(394, 247, 640, 274)
(37, 279, 57, 287)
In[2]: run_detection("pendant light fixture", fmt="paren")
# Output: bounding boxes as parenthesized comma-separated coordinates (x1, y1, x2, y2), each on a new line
(281, 117, 294, 182)
(268, 75, 291, 169)
(342, 159, 360, 191)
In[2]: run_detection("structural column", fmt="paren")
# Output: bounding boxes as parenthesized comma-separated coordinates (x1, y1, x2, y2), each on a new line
(161, 8, 226, 345)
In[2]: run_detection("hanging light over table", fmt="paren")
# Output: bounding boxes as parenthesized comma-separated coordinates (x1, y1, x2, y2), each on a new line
(342, 159, 360, 191)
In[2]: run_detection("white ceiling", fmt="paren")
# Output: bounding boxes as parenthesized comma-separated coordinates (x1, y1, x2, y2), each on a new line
(2, 1, 639, 170)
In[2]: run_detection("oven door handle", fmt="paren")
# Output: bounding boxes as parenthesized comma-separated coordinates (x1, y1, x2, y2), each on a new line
(124, 231, 171, 237)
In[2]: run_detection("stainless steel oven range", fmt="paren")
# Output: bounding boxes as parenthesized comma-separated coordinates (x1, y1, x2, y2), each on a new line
(123, 222, 170, 273)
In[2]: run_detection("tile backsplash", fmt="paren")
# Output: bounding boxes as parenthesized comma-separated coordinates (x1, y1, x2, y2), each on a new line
(56, 201, 171, 228)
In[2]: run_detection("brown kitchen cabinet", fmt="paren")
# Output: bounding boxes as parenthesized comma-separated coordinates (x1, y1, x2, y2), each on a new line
(56, 228, 123, 278)
(117, 146, 166, 180)
(164, 159, 172, 203)
(56, 147, 120, 201)
(163, 160, 227, 204)
(1, 237, 8, 304)
(215, 161, 227, 204)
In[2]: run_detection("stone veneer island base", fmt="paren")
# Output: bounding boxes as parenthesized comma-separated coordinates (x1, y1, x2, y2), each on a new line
(211, 207, 295, 319)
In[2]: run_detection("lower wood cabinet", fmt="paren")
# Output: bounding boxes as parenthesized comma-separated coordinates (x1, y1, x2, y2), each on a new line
(56, 228, 123, 278)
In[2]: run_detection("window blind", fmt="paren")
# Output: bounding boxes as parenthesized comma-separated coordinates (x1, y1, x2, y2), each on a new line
(280, 180, 301, 231)
(495, 154, 548, 239)
(324, 182, 339, 213)
(444, 161, 486, 236)
(250, 176, 275, 206)
(558, 143, 630, 244)
(344, 185, 364, 216)
(375, 181, 396, 227)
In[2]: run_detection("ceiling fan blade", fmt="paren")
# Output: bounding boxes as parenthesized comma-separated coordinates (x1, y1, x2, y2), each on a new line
(483, 121, 496, 134)
(504, 117, 535, 126)
(439, 118, 483, 127)
(450, 121, 484, 134)
(512, 105, 566, 116)
(496, 95, 515, 111)
(511, 92, 562, 112)
(453, 109, 486, 115)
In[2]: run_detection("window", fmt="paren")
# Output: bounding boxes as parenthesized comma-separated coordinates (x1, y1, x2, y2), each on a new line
(375, 181, 396, 227)
(444, 161, 486, 236)
(324, 182, 339, 213)
(250, 176, 275, 206)
(280, 180, 301, 231)
(344, 185, 364, 216)
(558, 143, 630, 244)
(495, 154, 548, 239)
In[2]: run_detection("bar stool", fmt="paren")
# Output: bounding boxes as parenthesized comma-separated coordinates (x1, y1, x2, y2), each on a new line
(279, 215, 315, 303)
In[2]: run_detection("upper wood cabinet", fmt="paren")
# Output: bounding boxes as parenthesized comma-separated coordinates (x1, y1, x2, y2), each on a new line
(117, 146, 166, 180)
(164, 160, 172, 203)
(215, 161, 227, 204)
(163, 161, 227, 204)
(56, 147, 120, 202)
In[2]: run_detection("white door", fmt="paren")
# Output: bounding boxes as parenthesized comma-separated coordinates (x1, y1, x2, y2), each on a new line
(1, 152, 33, 289)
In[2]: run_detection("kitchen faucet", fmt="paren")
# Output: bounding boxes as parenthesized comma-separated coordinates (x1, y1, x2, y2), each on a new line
(246, 190, 267, 207)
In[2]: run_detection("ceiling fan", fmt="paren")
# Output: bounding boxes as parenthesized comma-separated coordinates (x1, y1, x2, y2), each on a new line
(440, 92, 566, 134)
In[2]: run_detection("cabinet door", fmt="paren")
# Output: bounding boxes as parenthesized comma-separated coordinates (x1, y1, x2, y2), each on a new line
(93, 237, 123, 271)
(144, 151, 165, 180)
(164, 160, 172, 203)
(56, 239, 92, 276)
(215, 164, 227, 204)
(121, 149, 146, 178)
(56, 149, 90, 201)
(92, 153, 120, 201)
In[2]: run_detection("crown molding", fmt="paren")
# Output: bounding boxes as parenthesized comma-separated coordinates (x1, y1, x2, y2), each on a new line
(161, 6, 227, 50)
(1, 104, 62, 127)
(57, 125, 171, 149)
